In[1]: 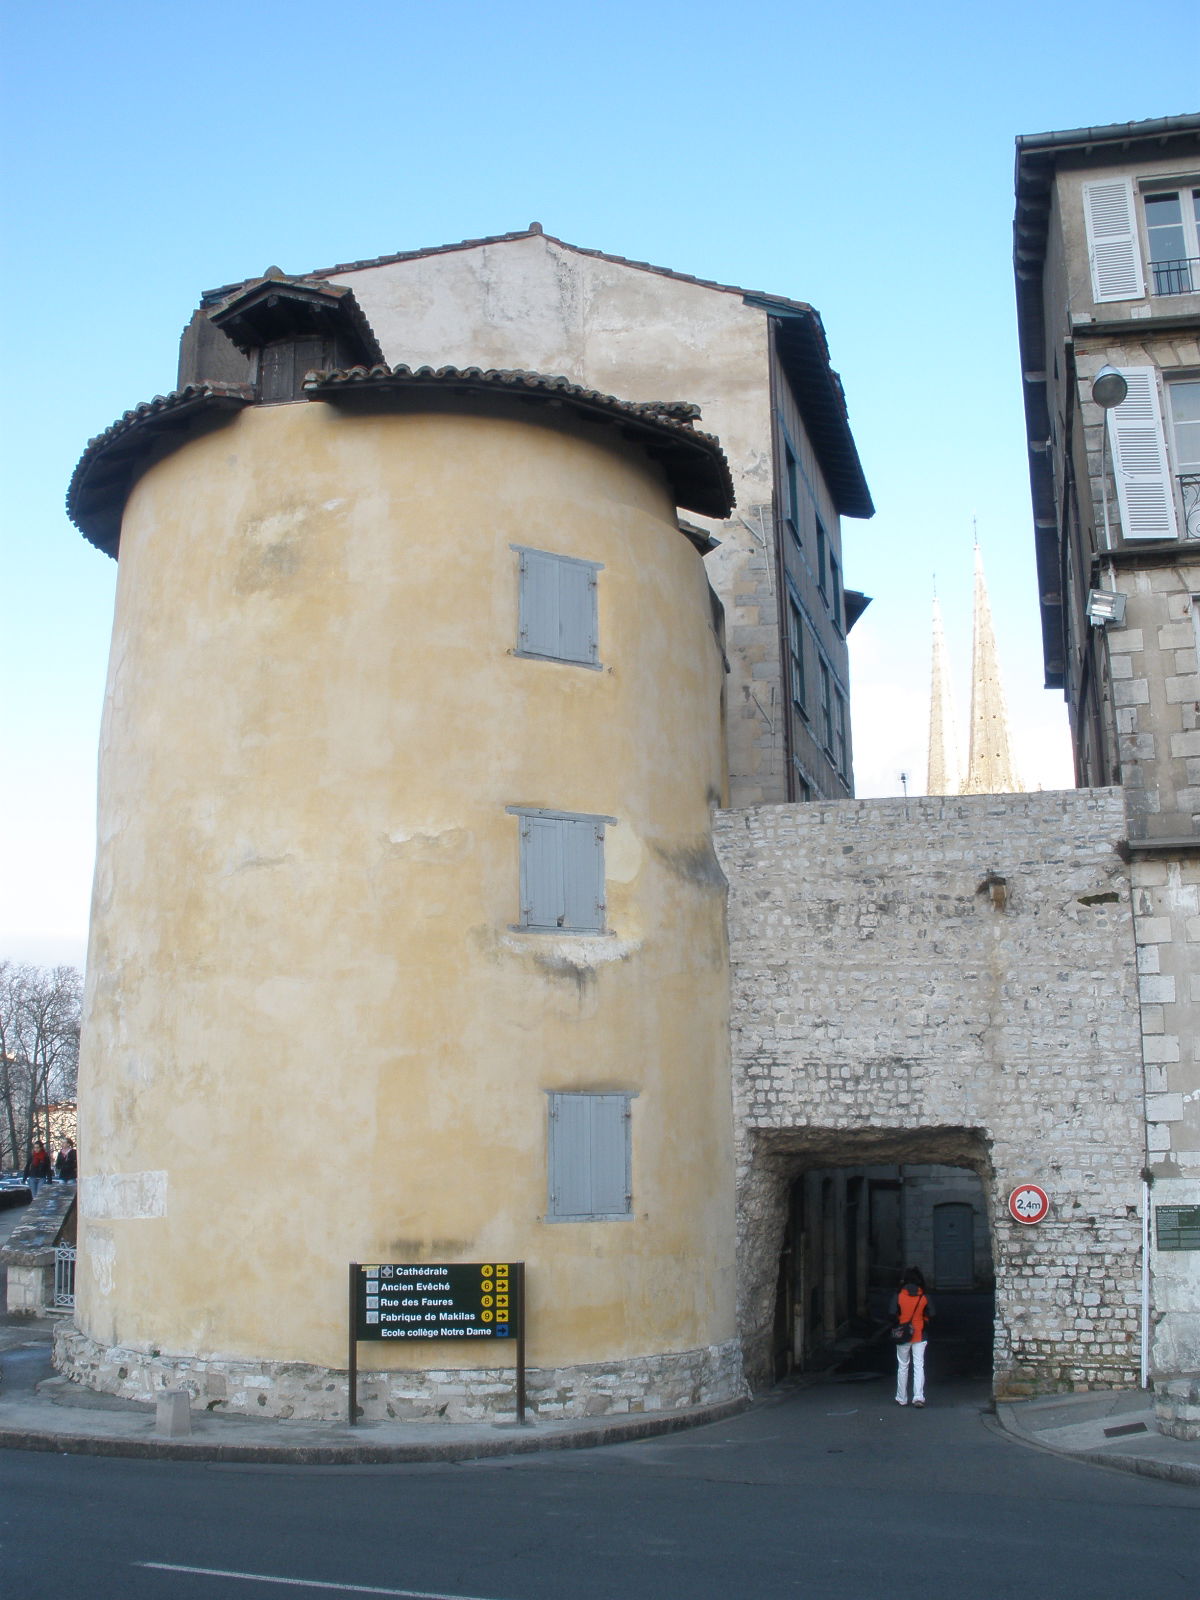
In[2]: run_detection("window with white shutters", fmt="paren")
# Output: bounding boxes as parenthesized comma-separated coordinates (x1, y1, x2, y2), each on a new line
(1106, 368, 1180, 541)
(1082, 178, 1146, 303)
(513, 546, 601, 666)
(507, 806, 614, 933)
(547, 1092, 633, 1221)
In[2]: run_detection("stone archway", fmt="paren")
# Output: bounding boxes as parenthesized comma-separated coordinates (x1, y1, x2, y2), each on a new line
(738, 1126, 995, 1389)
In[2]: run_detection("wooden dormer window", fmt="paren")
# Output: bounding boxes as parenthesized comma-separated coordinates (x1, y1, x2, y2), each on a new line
(259, 334, 349, 403)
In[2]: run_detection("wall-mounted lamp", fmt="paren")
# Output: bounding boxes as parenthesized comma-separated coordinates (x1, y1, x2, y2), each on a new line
(1091, 366, 1129, 410)
(1091, 366, 1129, 555)
(1086, 588, 1127, 627)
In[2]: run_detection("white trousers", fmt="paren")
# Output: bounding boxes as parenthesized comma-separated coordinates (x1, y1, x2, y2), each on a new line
(895, 1338, 926, 1403)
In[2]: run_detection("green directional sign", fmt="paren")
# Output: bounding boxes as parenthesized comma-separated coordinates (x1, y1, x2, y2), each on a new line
(354, 1262, 519, 1340)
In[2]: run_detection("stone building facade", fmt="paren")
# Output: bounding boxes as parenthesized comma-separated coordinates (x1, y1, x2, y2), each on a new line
(1015, 114, 1200, 1374)
(714, 790, 1147, 1396)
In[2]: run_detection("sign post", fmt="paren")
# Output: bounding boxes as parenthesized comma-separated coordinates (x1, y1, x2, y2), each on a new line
(348, 1261, 525, 1426)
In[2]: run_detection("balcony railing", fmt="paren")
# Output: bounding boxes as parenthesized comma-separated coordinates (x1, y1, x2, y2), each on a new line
(1151, 257, 1199, 296)
(1182, 474, 1200, 540)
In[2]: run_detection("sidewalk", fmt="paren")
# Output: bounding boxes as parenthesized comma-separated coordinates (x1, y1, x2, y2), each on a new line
(0, 1314, 748, 1464)
(995, 1387, 1200, 1487)
(2, 1311, 1197, 1480)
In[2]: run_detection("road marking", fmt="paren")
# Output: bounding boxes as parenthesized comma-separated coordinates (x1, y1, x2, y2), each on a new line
(134, 1563, 503, 1600)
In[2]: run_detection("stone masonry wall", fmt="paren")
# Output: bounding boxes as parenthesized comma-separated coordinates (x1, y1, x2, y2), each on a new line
(53, 1326, 747, 1424)
(714, 791, 1147, 1396)
(1106, 565, 1200, 1372)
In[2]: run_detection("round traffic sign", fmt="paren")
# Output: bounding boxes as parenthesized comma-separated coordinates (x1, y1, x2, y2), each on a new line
(1009, 1183, 1050, 1225)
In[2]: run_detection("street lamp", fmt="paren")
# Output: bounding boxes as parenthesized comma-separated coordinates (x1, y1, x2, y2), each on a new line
(1091, 365, 1128, 411)
(1092, 365, 1128, 554)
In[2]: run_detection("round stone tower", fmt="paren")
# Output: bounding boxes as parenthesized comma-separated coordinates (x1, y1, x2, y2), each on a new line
(59, 276, 743, 1420)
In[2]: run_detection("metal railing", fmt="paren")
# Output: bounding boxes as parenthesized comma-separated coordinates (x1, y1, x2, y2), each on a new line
(1151, 257, 1199, 296)
(1181, 474, 1200, 540)
(54, 1244, 76, 1309)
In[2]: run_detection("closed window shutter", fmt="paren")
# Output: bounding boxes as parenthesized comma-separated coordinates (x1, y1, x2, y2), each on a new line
(587, 1095, 631, 1215)
(557, 560, 598, 664)
(521, 815, 566, 927)
(561, 819, 604, 930)
(1082, 179, 1145, 303)
(548, 1094, 631, 1218)
(1108, 368, 1179, 540)
(518, 813, 605, 931)
(516, 548, 600, 664)
(518, 549, 559, 656)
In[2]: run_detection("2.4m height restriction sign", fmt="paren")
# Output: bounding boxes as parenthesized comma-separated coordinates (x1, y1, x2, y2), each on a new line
(1008, 1184, 1050, 1225)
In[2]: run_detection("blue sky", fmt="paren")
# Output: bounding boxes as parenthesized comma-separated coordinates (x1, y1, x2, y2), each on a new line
(2, 0, 1197, 966)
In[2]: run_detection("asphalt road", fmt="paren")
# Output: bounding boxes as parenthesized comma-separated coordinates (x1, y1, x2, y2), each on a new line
(3, 1362, 1198, 1600)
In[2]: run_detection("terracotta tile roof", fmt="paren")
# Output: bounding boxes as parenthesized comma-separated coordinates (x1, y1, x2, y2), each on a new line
(67, 383, 255, 556)
(67, 363, 734, 557)
(207, 270, 384, 366)
(303, 363, 735, 520)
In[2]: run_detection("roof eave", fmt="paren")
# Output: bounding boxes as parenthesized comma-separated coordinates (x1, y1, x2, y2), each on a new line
(67, 384, 256, 556)
(303, 363, 735, 521)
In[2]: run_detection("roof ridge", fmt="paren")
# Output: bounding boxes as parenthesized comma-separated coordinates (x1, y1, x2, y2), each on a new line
(304, 227, 818, 318)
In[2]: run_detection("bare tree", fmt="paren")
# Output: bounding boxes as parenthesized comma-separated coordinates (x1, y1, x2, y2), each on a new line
(0, 962, 81, 1171)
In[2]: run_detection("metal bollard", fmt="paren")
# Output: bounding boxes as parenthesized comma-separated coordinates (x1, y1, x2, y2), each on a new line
(155, 1388, 192, 1437)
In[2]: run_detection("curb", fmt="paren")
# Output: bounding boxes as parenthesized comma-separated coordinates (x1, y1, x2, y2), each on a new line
(0, 1393, 751, 1466)
(1060, 1446, 1200, 1488)
(991, 1403, 1200, 1488)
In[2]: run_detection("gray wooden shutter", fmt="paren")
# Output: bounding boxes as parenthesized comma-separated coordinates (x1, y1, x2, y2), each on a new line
(561, 818, 604, 931)
(557, 560, 598, 664)
(1108, 368, 1179, 540)
(549, 1093, 631, 1218)
(518, 549, 559, 656)
(1082, 179, 1145, 303)
(517, 548, 599, 664)
(521, 814, 566, 928)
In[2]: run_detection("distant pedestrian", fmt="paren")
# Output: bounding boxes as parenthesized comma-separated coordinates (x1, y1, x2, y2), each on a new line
(891, 1266, 935, 1407)
(25, 1141, 52, 1199)
(55, 1140, 77, 1183)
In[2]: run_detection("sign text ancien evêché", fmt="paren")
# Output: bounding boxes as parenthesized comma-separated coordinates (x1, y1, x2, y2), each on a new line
(355, 1263, 518, 1340)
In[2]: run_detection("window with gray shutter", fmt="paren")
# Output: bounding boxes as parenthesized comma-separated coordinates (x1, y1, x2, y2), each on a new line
(547, 1092, 633, 1221)
(507, 806, 614, 933)
(513, 546, 601, 667)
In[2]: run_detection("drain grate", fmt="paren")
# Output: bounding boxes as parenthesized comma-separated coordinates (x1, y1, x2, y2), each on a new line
(1102, 1420, 1149, 1438)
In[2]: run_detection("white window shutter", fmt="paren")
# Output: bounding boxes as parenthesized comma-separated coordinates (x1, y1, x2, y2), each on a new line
(1082, 179, 1145, 302)
(1107, 368, 1179, 541)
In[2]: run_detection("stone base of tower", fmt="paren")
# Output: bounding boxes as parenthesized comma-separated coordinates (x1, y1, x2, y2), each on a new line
(52, 1325, 747, 1423)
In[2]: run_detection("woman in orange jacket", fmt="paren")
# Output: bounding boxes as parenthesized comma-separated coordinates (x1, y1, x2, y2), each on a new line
(890, 1267, 935, 1407)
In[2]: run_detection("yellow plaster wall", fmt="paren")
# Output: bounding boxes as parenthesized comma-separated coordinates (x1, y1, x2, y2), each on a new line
(77, 398, 736, 1372)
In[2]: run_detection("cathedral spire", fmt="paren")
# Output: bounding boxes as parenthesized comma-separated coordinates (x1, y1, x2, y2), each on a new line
(961, 543, 1022, 795)
(926, 590, 961, 795)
